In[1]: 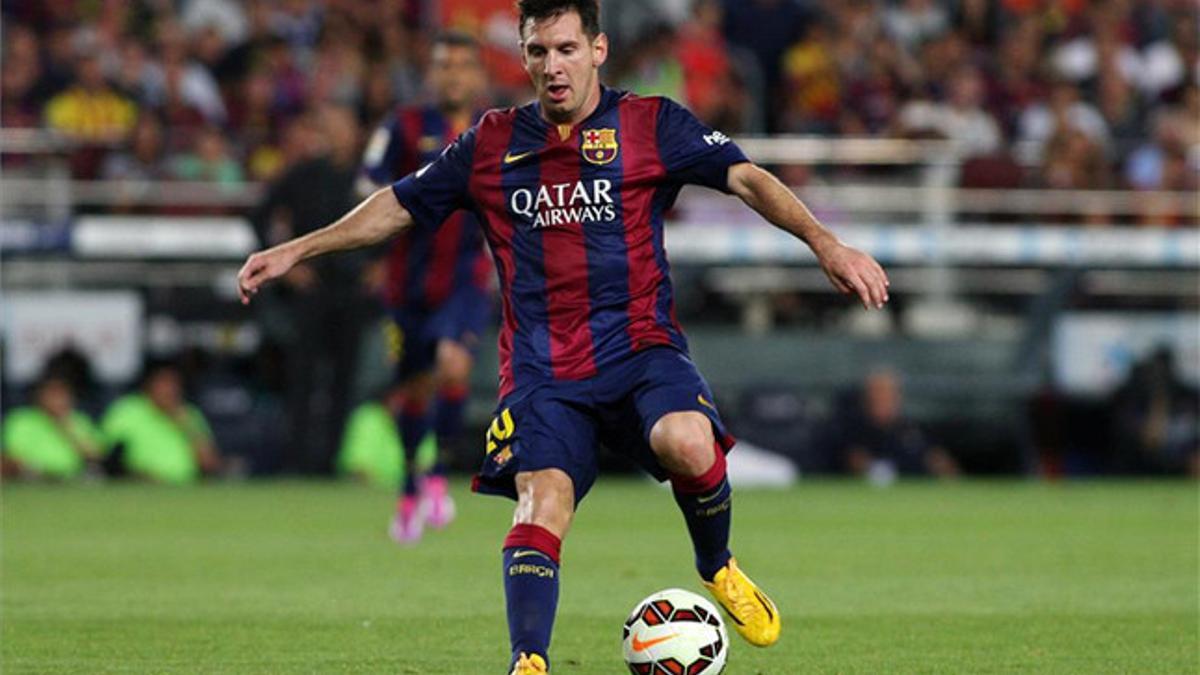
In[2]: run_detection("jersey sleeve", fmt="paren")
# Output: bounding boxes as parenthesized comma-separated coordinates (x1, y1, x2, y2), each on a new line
(655, 98, 749, 193)
(390, 126, 477, 229)
(361, 115, 405, 185)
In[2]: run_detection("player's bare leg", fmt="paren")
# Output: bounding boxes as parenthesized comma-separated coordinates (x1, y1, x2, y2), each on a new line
(650, 411, 781, 647)
(506, 468, 573, 674)
(389, 373, 436, 544)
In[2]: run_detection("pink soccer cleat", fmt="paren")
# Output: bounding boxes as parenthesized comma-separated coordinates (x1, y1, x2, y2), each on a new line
(388, 494, 424, 545)
(420, 475, 456, 529)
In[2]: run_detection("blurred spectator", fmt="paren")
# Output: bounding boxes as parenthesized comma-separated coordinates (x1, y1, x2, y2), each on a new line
(985, 19, 1046, 138)
(113, 40, 163, 107)
(841, 30, 921, 136)
(43, 50, 136, 145)
(1138, 16, 1198, 101)
(1096, 69, 1144, 152)
(2, 374, 104, 480)
(227, 64, 292, 181)
(41, 22, 82, 95)
(722, 0, 811, 130)
(308, 17, 367, 108)
(101, 114, 169, 182)
(101, 360, 222, 484)
(168, 125, 244, 185)
(101, 114, 170, 213)
(914, 28, 969, 99)
(152, 20, 227, 124)
(1126, 92, 1200, 188)
(675, 0, 744, 129)
(191, 23, 240, 88)
(267, 0, 323, 52)
(883, 0, 949, 51)
(1050, 2, 1140, 87)
(41, 347, 98, 406)
(897, 65, 1002, 156)
(827, 369, 959, 483)
(1124, 100, 1199, 226)
(181, 0, 250, 45)
(1038, 128, 1113, 192)
(1019, 81, 1110, 159)
(259, 35, 310, 119)
(1110, 348, 1200, 477)
(780, 16, 842, 134)
(252, 104, 372, 474)
(2, 24, 51, 129)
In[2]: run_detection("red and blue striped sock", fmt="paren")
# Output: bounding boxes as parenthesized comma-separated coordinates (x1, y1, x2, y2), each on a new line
(503, 524, 561, 669)
(670, 445, 733, 582)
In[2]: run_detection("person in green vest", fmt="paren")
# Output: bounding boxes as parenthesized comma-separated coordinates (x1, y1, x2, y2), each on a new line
(101, 361, 222, 484)
(2, 374, 104, 479)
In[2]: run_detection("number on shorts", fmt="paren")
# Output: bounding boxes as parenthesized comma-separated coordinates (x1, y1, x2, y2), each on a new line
(486, 408, 515, 454)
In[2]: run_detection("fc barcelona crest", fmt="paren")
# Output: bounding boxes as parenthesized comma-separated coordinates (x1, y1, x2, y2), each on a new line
(581, 128, 618, 165)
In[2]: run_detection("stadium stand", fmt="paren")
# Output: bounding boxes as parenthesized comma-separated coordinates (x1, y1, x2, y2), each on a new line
(2, 0, 1196, 478)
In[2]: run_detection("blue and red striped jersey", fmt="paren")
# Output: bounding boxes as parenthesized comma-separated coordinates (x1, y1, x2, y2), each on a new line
(362, 104, 489, 309)
(391, 88, 748, 398)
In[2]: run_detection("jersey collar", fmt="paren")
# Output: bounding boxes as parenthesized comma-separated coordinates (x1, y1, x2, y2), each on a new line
(529, 85, 623, 138)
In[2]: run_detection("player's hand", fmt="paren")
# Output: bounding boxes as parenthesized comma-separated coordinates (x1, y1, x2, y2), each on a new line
(237, 246, 299, 304)
(815, 241, 889, 310)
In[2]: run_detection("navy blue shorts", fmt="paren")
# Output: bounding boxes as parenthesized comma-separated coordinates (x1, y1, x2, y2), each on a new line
(387, 284, 492, 380)
(472, 347, 736, 503)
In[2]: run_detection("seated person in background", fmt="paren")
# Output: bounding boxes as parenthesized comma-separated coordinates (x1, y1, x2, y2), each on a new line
(829, 369, 958, 484)
(101, 360, 222, 484)
(337, 388, 438, 489)
(1111, 348, 1199, 478)
(2, 373, 104, 479)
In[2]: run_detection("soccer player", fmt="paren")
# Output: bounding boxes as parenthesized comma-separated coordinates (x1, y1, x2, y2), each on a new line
(237, 1, 890, 671)
(358, 31, 492, 544)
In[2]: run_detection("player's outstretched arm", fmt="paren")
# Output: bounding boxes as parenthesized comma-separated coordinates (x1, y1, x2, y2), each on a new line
(237, 187, 412, 304)
(727, 162, 889, 310)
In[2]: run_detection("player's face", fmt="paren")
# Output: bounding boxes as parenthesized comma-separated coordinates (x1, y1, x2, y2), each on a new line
(428, 43, 484, 112)
(520, 10, 608, 124)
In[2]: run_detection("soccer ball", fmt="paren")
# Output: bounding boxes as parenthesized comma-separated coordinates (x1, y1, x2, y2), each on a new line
(622, 588, 728, 674)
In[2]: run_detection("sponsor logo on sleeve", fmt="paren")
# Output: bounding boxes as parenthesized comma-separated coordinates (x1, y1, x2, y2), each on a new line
(702, 131, 731, 146)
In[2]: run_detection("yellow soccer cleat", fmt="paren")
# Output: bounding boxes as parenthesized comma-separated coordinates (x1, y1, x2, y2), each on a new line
(702, 557, 781, 647)
(510, 652, 548, 675)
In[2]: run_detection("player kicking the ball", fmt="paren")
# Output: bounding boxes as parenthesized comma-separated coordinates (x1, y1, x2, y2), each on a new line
(237, 1, 889, 672)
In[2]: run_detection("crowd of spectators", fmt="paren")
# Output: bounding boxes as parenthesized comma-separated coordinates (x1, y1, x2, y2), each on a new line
(626, 0, 1198, 209)
(2, 0, 1196, 208)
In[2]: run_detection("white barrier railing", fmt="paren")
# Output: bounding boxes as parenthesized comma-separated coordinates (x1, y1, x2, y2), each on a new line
(4, 129, 1195, 221)
(665, 222, 1200, 267)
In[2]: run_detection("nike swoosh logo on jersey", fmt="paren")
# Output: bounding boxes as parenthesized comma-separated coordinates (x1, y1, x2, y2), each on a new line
(504, 150, 535, 164)
(697, 394, 716, 410)
(631, 632, 678, 651)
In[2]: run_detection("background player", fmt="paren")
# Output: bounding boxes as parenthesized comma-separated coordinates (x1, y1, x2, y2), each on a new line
(237, 1, 889, 671)
(358, 32, 492, 544)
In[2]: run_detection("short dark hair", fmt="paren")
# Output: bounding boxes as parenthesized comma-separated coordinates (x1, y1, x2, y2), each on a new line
(516, 0, 600, 40)
(433, 30, 480, 51)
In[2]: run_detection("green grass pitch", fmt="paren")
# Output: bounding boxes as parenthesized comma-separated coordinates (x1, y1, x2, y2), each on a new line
(3, 479, 1196, 673)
